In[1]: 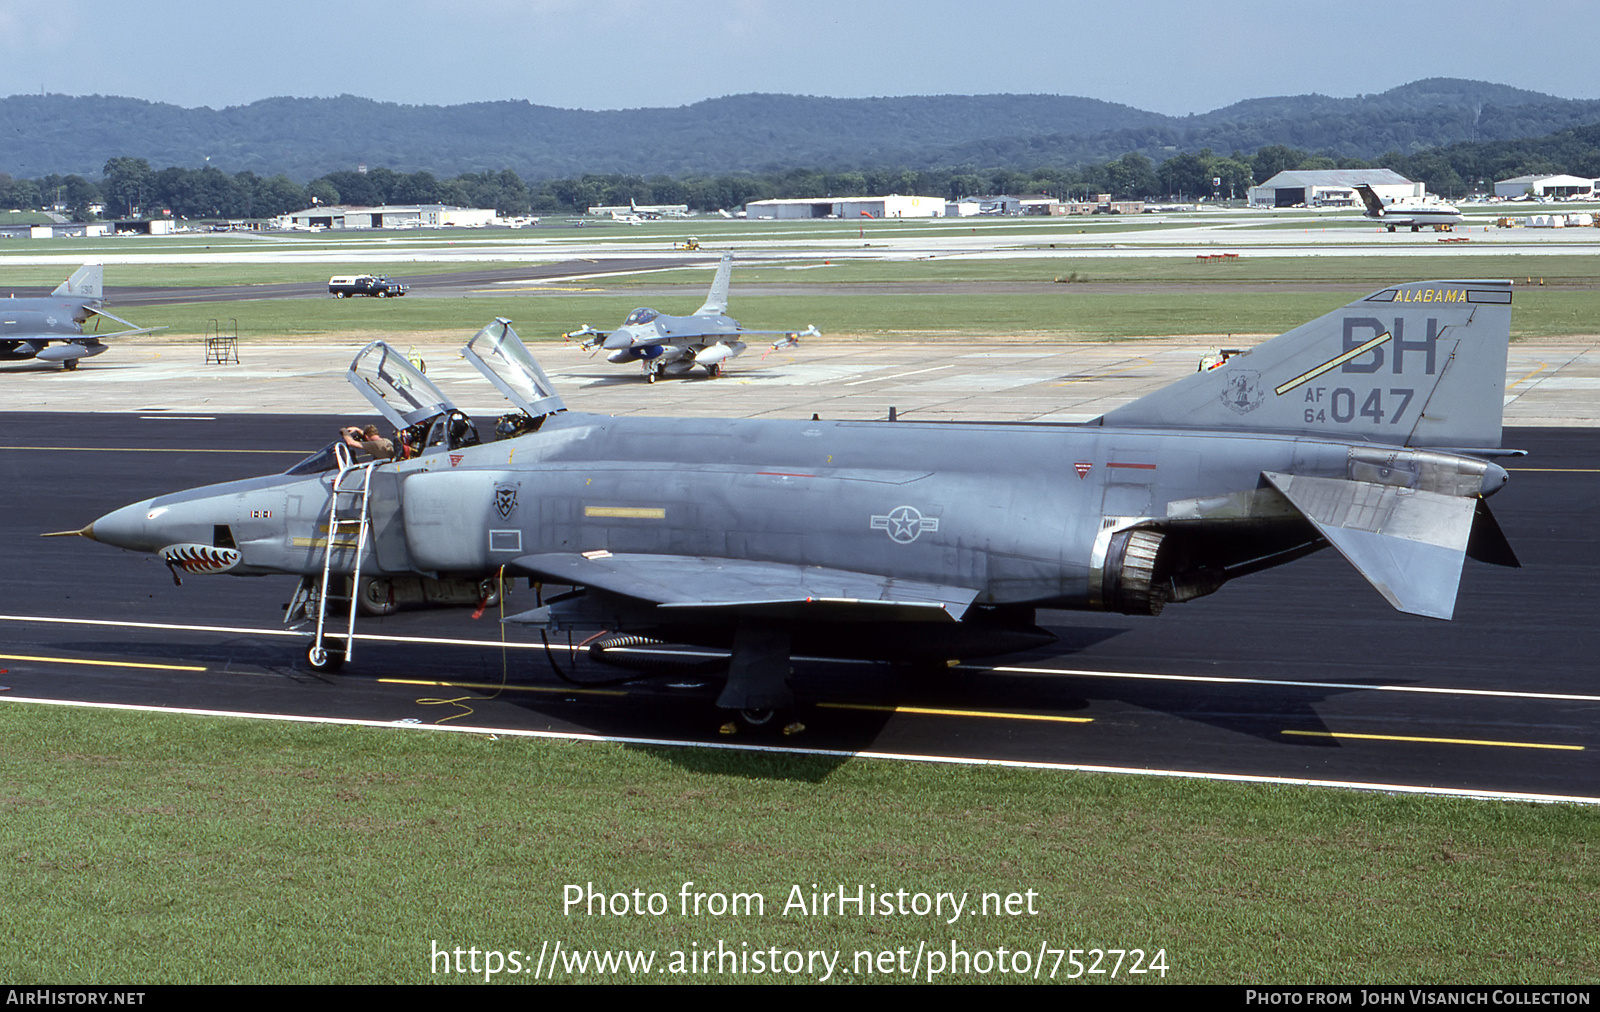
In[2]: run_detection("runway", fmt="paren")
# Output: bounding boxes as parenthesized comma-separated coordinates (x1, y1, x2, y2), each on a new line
(3, 412, 1596, 801)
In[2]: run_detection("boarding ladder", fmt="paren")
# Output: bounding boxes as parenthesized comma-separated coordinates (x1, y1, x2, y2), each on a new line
(308, 442, 376, 668)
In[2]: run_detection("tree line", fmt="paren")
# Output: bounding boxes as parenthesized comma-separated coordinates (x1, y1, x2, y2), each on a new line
(6, 131, 1598, 223)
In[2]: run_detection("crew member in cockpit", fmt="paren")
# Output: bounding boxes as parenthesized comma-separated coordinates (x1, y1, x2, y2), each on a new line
(341, 424, 395, 461)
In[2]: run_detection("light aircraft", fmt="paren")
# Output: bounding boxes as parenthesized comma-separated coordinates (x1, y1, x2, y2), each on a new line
(565, 253, 817, 381)
(1, 264, 162, 370)
(1356, 184, 1464, 232)
(61, 281, 1519, 724)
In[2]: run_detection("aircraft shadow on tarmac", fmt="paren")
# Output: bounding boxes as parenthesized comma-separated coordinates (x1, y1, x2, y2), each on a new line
(36, 617, 1373, 755)
(566, 369, 774, 388)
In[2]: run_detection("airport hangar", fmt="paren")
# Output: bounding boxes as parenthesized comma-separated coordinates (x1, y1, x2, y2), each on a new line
(745, 193, 947, 219)
(1248, 168, 1420, 207)
(1493, 174, 1598, 199)
(276, 203, 497, 229)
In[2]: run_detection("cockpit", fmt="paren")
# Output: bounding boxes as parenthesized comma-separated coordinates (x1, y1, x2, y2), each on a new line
(308, 320, 566, 473)
(623, 308, 659, 327)
(284, 442, 344, 475)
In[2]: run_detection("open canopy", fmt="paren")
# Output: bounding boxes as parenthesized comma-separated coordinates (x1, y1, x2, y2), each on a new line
(461, 318, 566, 419)
(347, 341, 457, 428)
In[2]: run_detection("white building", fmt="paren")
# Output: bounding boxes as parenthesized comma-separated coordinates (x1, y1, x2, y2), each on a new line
(745, 194, 945, 219)
(1248, 169, 1419, 208)
(1493, 174, 1595, 199)
(277, 204, 497, 229)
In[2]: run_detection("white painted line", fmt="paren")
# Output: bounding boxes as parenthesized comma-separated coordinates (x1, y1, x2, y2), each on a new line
(5, 614, 1594, 705)
(0, 614, 546, 650)
(5, 695, 1594, 806)
(842, 365, 955, 386)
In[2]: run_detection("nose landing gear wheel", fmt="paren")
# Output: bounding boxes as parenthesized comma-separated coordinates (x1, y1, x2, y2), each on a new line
(306, 639, 345, 672)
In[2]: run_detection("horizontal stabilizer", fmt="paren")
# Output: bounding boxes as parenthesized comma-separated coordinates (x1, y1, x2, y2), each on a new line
(511, 552, 977, 622)
(88, 307, 154, 332)
(1263, 472, 1478, 619)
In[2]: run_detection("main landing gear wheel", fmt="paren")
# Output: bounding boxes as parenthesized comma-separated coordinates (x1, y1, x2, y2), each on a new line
(719, 708, 805, 737)
(360, 577, 399, 617)
(306, 639, 345, 672)
(707, 363, 721, 379)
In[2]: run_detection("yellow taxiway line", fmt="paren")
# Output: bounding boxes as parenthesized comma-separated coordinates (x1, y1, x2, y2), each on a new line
(818, 702, 1091, 723)
(0, 652, 207, 672)
(1283, 730, 1582, 751)
(378, 677, 625, 697)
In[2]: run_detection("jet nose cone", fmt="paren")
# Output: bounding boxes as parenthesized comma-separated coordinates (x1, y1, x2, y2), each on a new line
(88, 498, 162, 552)
(1480, 462, 1510, 497)
(603, 330, 633, 351)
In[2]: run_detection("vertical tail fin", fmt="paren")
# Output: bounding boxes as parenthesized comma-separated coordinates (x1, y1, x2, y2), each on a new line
(52, 263, 103, 301)
(694, 253, 734, 315)
(1355, 184, 1386, 217)
(1096, 280, 1512, 449)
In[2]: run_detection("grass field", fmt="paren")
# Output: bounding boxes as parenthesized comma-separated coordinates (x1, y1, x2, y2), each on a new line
(132, 287, 1599, 342)
(709, 254, 1600, 286)
(3, 703, 1595, 984)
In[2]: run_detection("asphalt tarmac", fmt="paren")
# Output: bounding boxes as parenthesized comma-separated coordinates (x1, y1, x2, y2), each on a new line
(0, 259, 717, 305)
(3, 413, 1596, 801)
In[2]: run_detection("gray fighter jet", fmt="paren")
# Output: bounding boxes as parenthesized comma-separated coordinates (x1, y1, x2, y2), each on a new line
(63, 281, 1519, 721)
(1, 264, 161, 370)
(565, 253, 817, 381)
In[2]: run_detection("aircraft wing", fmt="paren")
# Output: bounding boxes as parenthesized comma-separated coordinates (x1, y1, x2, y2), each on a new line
(734, 325, 819, 338)
(510, 552, 978, 622)
(624, 326, 816, 349)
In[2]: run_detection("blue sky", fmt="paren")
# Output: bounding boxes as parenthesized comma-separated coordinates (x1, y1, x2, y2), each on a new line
(4, 0, 1597, 114)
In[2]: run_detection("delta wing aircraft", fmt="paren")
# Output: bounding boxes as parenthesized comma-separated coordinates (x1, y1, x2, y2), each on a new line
(1, 264, 162, 370)
(1356, 184, 1464, 232)
(565, 253, 817, 381)
(62, 281, 1519, 722)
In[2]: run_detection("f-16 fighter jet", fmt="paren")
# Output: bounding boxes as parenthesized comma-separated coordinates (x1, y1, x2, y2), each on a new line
(565, 253, 816, 381)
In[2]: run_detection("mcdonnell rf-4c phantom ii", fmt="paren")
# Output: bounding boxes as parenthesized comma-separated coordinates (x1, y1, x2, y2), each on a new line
(1, 264, 162, 370)
(65, 281, 1519, 722)
(565, 253, 817, 381)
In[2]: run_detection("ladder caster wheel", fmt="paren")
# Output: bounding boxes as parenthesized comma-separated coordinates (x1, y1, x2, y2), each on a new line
(306, 640, 345, 672)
